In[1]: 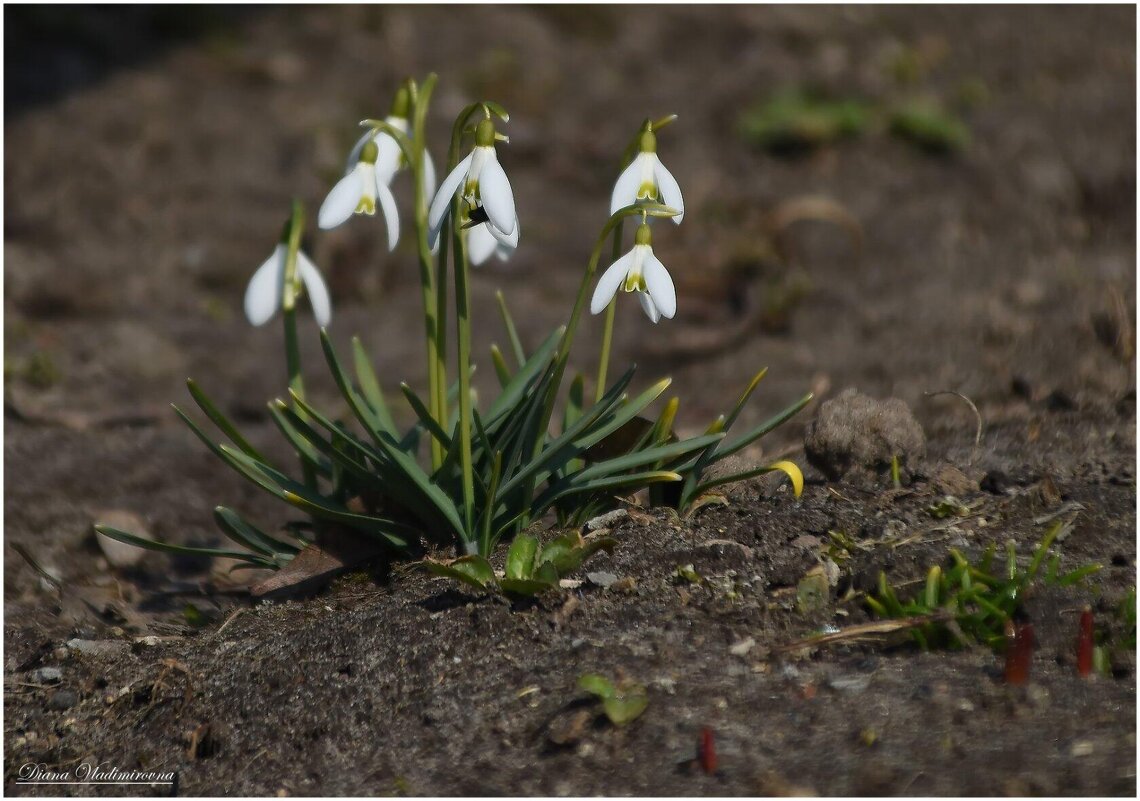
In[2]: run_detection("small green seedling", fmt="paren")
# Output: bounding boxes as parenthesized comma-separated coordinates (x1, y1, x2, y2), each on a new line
(867, 521, 1101, 650)
(578, 673, 648, 725)
(739, 89, 868, 152)
(424, 530, 616, 597)
(888, 100, 970, 152)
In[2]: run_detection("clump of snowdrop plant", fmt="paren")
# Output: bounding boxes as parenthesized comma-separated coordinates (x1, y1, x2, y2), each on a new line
(97, 75, 811, 592)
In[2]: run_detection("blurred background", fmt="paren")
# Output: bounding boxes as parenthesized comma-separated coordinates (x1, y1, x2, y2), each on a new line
(5, 5, 1135, 572)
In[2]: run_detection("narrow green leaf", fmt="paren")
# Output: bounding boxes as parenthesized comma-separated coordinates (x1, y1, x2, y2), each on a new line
(186, 379, 268, 462)
(485, 326, 563, 425)
(574, 433, 723, 482)
(351, 336, 398, 435)
(713, 392, 814, 461)
(213, 506, 301, 558)
(490, 344, 512, 387)
(94, 524, 269, 566)
(535, 470, 681, 512)
(267, 401, 331, 476)
(496, 290, 527, 367)
(400, 383, 452, 449)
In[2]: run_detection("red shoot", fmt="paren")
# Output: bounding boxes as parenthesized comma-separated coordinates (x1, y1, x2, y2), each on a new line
(1077, 607, 1094, 677)
(1004, 621, 1035, 685)
(698, 726, 717, 775)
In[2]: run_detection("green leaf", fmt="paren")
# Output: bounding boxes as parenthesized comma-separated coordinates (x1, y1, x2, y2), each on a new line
(1056, 564, 1102, 587)
(602, 687, 648, 725)
(577, 673, 615, 698)
(351, 337, 398, 435)
(266, 401, 330, 476)
(506, 534, 539, 580)
(573, 433, 724, 482)
(423, 556, 495, 592)
(714, 392, 814, 462)
(535, 470, 681, 513)
(538, 532, 618, 576)
(213, 506, 301, 559)
(186, 379, 268, 462)
(496, 290, 527, 368)
(400, 383, 452, 449)
(484, 326, 562, 425)
(500, 574, 557, 596)
(490, 344, 512, 387)
(94, 524, 269, 566)
(298, 348, 467, 539)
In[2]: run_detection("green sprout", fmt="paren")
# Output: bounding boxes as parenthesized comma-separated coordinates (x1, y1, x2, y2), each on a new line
(867, 521, 1102, 650)
(578, 673, 648, 726)
(738, 89, 869, 152)
(423, 529, 617, 597)
(94, 75, 810, 586)
(888, 99, 971, 153)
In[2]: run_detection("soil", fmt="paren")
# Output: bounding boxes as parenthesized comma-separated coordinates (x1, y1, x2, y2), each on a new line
(4, 5, 1136, 796)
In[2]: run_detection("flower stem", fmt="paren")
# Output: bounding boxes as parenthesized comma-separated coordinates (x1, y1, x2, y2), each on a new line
(594, 220, 624, 403)
(280, 199, 317, 492)
(452, 213, 475, 539)
(409, 75, 445, 471)
(443, 103, 488, 545)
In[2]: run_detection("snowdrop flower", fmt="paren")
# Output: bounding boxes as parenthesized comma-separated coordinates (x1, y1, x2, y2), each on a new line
(347, 86, 437, 199)
(318, 139, 400, 251)
(428, 118, 516, 251)
(244, 241, 331, 328)
(590, 223, 676, 323)
(464, 207, 520, 266)
(610, 128, 684, 224)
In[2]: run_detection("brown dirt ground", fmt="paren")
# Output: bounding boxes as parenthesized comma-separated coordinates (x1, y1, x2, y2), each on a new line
(4, 5, 1136, 796)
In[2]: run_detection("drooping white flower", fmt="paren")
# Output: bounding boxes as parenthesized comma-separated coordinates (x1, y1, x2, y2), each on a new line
(590, 223, 676, 323)
(428, 118, 516, 251)
(347, 118, 437, 200)
(244, 243, 331, 327)
(610, 128, 684, 224)
(465, 208, 520, 266)
(318, 140, 400, 251)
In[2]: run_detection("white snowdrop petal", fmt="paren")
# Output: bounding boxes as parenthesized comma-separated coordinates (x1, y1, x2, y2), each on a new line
(243, 246, 285, 326)
(346, 129, 373, 175)
(374, 133, 403, 186)
(590, 250, 635, 315)
(637, 290, 661, 324)
(466, 223, 497, 266)
(488, 216, 520, 248)
(428, 152, 474, 238)
(642, 252, 676, 318)
(477, 154, 516, 235)
(653, 156, 684, 224)
(297, 250, 332, 327)
(319, 171, 363, 230)
(375, 179, 401, 252)
(610, 158, 643, 216)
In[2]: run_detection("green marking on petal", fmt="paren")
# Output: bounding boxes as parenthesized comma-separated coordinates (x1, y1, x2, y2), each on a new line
(356, 197, 376, 215)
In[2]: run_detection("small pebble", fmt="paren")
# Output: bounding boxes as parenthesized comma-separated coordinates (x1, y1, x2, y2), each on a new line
(66, 639, 129, 658)
(47, 690, 78, 711)
(586, 571, 618, 588)
(31, 667, 62, 684)
(729, 637, 756, 657)
(585, 509, 628, 531)
(828, 675, 871, 693)
(1070, 740, 1094, 757)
